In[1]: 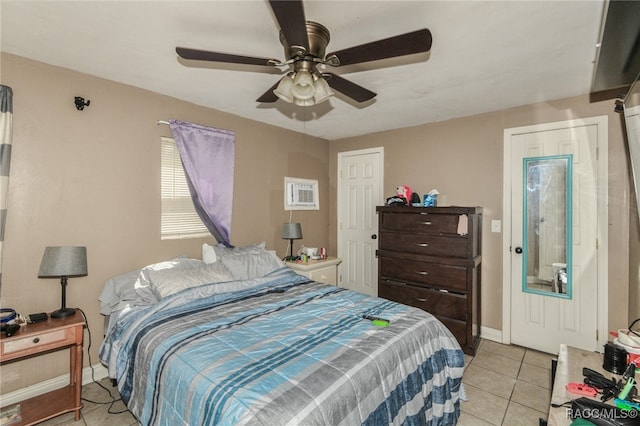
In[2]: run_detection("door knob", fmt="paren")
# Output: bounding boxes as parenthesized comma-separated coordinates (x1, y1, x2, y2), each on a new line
(371, 234, 377, 239)
(515, 246, 523, 254)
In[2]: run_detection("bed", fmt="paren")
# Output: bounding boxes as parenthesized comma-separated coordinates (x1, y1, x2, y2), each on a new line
(99, 243, 465, 426)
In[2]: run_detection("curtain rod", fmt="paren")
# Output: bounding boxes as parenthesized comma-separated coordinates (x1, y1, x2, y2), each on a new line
(157, 120, 169, 125)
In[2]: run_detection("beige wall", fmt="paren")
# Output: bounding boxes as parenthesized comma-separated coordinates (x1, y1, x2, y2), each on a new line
(329, 95, 632, 336)
(0, 53, 331, 393)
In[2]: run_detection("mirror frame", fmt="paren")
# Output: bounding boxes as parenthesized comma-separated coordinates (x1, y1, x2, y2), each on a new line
(521, 154, 573, 299)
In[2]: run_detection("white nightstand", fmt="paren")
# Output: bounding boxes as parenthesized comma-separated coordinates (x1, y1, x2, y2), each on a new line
(285, 257, 342, 286)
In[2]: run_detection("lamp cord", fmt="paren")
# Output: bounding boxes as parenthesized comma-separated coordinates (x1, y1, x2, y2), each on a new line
(77, 308, 129, 415)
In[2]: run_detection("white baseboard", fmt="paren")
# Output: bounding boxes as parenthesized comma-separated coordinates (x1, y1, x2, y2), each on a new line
(480, 326, 502, 343)
(0, 363, 109, 407)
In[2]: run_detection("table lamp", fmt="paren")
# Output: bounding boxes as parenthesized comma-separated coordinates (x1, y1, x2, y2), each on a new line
(281, 223, 302, 261)
(38, 246, 87, 318)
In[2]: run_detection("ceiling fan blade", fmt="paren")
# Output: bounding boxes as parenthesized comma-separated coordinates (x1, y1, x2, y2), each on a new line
(324, 73, 376, 103)
(256, 81, 280, 103)
(326, 29, 432, 66)
(268, 0, 309, 52)
(176, 47, 277, 67)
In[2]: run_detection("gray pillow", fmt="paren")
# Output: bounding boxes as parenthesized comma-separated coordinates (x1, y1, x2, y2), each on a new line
(98, 269, 141, 315)
(147, 262, 234, 299)
(203, 242, 267, 264)
(220, 250, 284, 280)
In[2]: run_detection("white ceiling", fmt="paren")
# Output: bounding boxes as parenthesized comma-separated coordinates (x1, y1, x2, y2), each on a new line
(0, 0, 606, 140)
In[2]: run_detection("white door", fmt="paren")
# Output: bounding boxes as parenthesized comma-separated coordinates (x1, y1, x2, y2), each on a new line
(503, 117, 608, 354)
(337, 148, 384, 296)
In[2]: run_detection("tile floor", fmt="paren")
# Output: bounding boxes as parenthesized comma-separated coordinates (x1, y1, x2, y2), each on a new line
(40, 339, 554, 425)
(459, 339, 554, 425)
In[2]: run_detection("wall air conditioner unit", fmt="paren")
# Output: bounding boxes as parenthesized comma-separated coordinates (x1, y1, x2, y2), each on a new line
(284, 177, 319, 210)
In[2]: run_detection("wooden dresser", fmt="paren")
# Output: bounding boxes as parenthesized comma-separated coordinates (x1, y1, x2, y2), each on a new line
(376, 206, 482, 355)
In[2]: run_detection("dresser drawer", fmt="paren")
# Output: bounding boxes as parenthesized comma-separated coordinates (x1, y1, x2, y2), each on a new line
(380, 232, 469, 258)
(437, 317, 467, 347)
(379, 257, 468, 292)
(380, 211, 462, 235)
(379, 281, 467, 321)
(2, 328, 74, 356)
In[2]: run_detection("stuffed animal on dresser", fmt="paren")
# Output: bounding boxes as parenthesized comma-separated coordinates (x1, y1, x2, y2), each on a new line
(396, 185, 413, 204)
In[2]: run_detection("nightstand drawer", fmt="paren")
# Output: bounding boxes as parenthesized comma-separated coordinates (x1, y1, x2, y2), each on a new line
(2, 328, 73, 356)
(286, 257, 342, 286)
(307, 266, 338, 285)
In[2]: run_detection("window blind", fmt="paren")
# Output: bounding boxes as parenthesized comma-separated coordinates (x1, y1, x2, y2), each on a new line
(160, 137, 209, 239)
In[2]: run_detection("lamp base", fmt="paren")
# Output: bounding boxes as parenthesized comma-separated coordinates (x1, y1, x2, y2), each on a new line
(51, 307, 76, 319)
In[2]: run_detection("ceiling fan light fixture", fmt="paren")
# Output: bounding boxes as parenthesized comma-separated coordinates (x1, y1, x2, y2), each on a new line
(313, 76, 334, 104)
(272, 69, 335, 106)
(294, 97, 315, 107)
(291, 70, 315, 100)
(274, 73, 295, 103)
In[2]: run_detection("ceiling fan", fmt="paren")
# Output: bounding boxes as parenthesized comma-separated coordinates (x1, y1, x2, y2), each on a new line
(176, 0, 432, 106)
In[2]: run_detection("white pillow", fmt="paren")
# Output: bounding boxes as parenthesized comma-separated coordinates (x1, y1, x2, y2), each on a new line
(202, 243, 217, 264)
(147, 262, 234, 299)
(134, 257, 205, 303)
(202, 241, 267, 264)
(220, 250, 285, 280)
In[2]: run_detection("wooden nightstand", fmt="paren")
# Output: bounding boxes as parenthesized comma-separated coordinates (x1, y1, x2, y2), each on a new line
(286, 257, 342, 286)
(0, 313, 85, 425)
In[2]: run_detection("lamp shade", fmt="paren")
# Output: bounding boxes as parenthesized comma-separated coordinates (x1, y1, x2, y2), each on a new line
(291, 70, 315, 100)
(273, 73, 295, 103)
(281, 223, 303, 240)
(314, 77, 335, 104)
(38, 246, 88, 278)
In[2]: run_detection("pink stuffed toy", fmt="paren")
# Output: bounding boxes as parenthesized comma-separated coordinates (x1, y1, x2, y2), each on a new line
(396, 185, 412, 204)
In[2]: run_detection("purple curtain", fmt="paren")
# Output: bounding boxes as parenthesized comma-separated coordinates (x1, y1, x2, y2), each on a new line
(169, 120, 235, 246)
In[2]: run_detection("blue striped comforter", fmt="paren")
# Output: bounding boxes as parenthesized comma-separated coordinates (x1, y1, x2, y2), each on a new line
(100, 267, 464, 425)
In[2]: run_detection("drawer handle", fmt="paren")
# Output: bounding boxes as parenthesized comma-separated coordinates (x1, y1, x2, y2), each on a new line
(33, 337, 40, 344)
(415, 271, 428, 275)
(420, 221, 432, 225)
(415, 297, 427, 302)
(415, 243, 429, 247)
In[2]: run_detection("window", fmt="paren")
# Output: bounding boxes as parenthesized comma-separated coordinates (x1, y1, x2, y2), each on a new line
(160, 137, 208, 239)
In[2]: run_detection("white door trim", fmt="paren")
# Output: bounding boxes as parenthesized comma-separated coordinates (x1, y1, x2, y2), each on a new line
(502, 116, 608, 349)
(337, 147, 384, 287)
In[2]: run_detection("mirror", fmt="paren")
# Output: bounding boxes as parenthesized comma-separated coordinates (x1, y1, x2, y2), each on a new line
(522, 155, 572, 298)
(623, 72, 640, 320)
(624, 73, 640, 220)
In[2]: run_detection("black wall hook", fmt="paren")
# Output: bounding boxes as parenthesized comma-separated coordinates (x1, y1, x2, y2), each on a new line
(74, 97, 90, 111)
